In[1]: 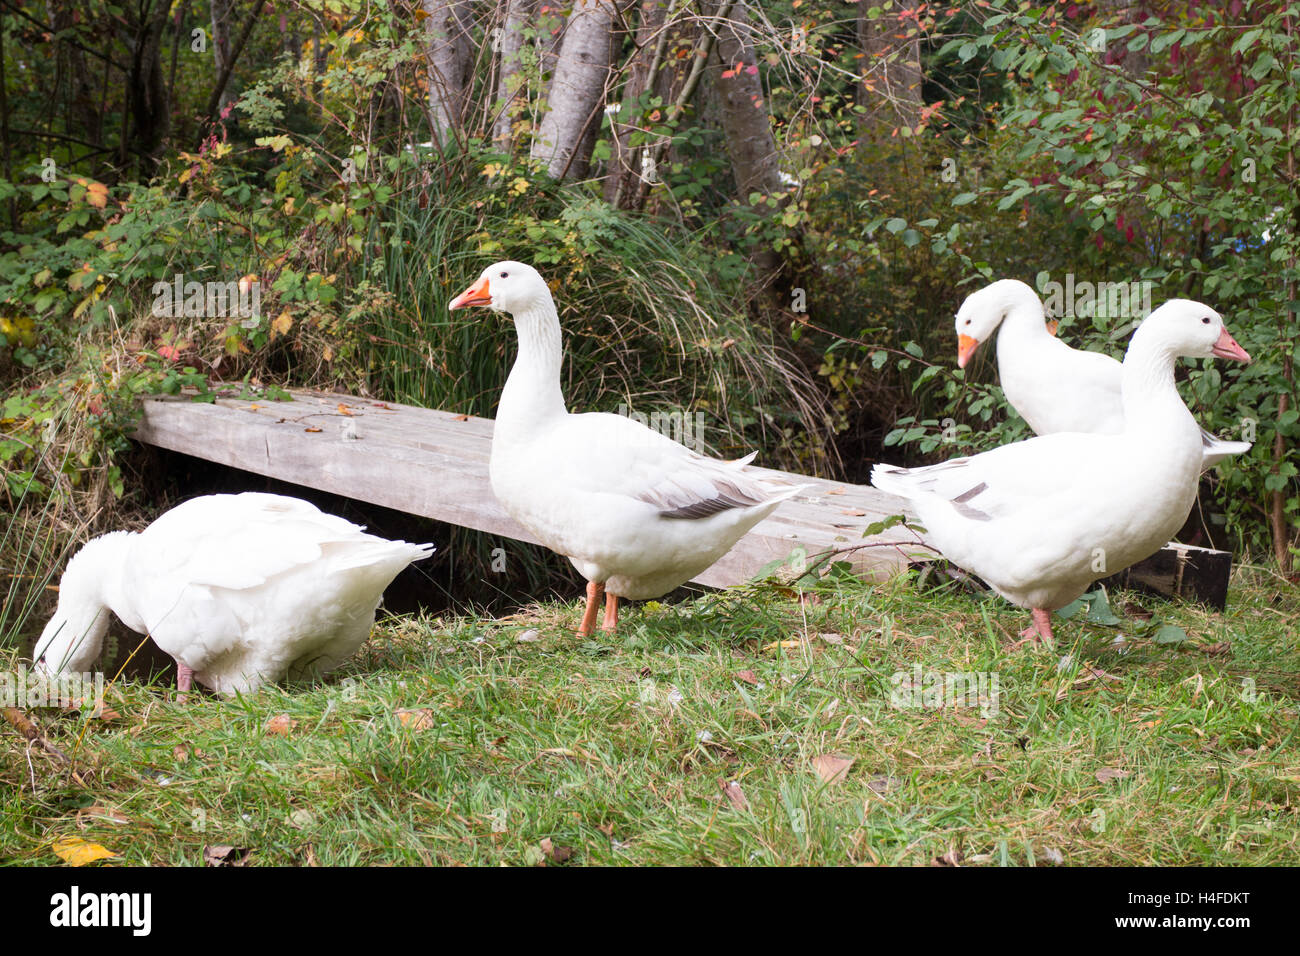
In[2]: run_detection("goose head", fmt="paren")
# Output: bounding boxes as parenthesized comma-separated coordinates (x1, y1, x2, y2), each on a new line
(1130, 299, 1251, 363)
(32, 533, 130, 676)
(449, 261, 550, 316)
(954, 279, 1043, 368)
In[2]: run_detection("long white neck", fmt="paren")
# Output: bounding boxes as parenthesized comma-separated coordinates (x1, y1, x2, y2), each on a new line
(994, 292, 1056, 356)
(495, 297, 568, 442)
(1120, 325, 1197, 441)
(36, 532, 133, 673)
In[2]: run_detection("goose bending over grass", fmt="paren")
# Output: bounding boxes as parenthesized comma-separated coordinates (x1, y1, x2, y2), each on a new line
(874, 299, 1251, 647)
(33, 493, 433, 695)
(449, 260, 803, 636)
(954, 279, 1252, 467)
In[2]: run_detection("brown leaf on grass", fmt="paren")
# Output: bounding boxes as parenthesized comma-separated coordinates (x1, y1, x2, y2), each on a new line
(931, 847, 963, 867)
(203, 845, 250, 867)
(719, 778, 749, 810)
(1201, 641, 1232, 656)
(395, 708, 435, 730)
(1095, 767, 1131, 784)
(76, 806, 130, 827)
(867, 775, 902, 795)
(811, 754, 855, 785)
(799, 592, 823, 607)
(53, 837, 118, 867)
(539, 837, 574, 864)
(173, 744, 190, 763)
(734, 669, 761, 686)
(1123, 601, 1154, 621)
(264, 713, 297, 736)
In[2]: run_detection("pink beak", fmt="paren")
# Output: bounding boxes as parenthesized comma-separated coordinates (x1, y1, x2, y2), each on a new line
(1211, 327, 1251, 363)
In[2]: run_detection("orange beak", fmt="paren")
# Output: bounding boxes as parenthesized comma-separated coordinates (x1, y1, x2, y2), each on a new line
(1211, 327, 1251, 363)
(449, 276, 491, 311)
(956, 334, 981, 369)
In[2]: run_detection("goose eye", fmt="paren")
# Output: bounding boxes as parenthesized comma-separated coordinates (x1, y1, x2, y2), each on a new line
(1201, 317, 1211, 324)
(499, 271, 509, 278)
(963, 318, 971, 325)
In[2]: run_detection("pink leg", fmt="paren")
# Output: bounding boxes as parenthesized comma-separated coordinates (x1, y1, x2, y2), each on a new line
(177, 662, 194, 699)
(577, 581, 605, 637)
(1016, 608, 1055, 647)
(601, 593, 619, 633)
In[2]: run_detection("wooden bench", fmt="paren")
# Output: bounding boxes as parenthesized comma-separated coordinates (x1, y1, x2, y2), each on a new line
(132, 390, 923, 588)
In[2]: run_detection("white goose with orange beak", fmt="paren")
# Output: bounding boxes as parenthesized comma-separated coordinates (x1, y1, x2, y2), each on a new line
(954, 279, 1252, 467)
(874, 299, 1252, 646)
(450, 261, 803, 636)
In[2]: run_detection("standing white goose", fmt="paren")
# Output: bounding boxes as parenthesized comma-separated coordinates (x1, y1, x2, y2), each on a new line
(875, 300, 1251, 646)
(955, 279, 1251, 466)
(449, 261, 803, 635)
(33, 493, 433, 695)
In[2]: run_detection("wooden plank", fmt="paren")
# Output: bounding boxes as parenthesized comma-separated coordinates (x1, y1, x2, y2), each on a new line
(1101, 543, 1232, 611)
(133, 390, 922, 588)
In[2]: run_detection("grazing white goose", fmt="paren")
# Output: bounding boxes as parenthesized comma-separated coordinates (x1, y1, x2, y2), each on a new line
(33, 493, 433, 695)
(875, 300, 1251, 646)
(954, 279, 1251, 467)
(449, 261, 803, 635)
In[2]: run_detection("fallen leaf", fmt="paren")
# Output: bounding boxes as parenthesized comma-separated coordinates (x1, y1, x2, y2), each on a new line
(762, 639, 804, 653)
(826, 487, 847, 495)
(1201, 640, 1232, 656)
(840, 508, 868, 516)
(271, 311, 293, 337)
(734, 669, 761, 685)
(539, 837, 574, 864)
(719, 778, 749, 810)
(811, 754, 855, 785)
(264, 713, 297, 736)
(304, 426, 323, 433)
(453, 414, 469, 421)
(932, 847, 963, 867)
(336, 403, 355, 416)
(76, 806, 130, 826)
(53, 836, 117, 867)
(516, 628, 540, 643)
(1095, 767, 1130, 784)
(818, 632, 844, 645)
(203, 845, 250, 867)
(173, 744, 190, 763)
(867, 774, 902, 794)
(395, 708, 435, 730)
(1123, 601, 1154, 621)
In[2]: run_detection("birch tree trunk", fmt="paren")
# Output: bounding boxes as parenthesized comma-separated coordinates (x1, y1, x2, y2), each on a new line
(856, 7, 923, 136)
(493, 0, 538, 149)
(422, 0, 472, 146)
(531, 0, 618, 180)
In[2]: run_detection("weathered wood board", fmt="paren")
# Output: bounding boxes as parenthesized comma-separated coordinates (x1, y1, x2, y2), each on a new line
(133, 390, 926, 588)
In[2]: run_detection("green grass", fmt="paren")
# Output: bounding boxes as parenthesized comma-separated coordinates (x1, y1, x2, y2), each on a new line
(2, 572, 1298, 866)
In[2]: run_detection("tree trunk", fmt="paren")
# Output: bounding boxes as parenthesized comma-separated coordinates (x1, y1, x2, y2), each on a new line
(531, 0, 618, 180)
(711, 0, 805, 314)
(210, 0, 234, 112)
(422, 0, 472, 146)
(856, 5, 923, 136)
(492, 0, 537, 150)
(604, 0, 671, 206)
(127, 1, 172, 178)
